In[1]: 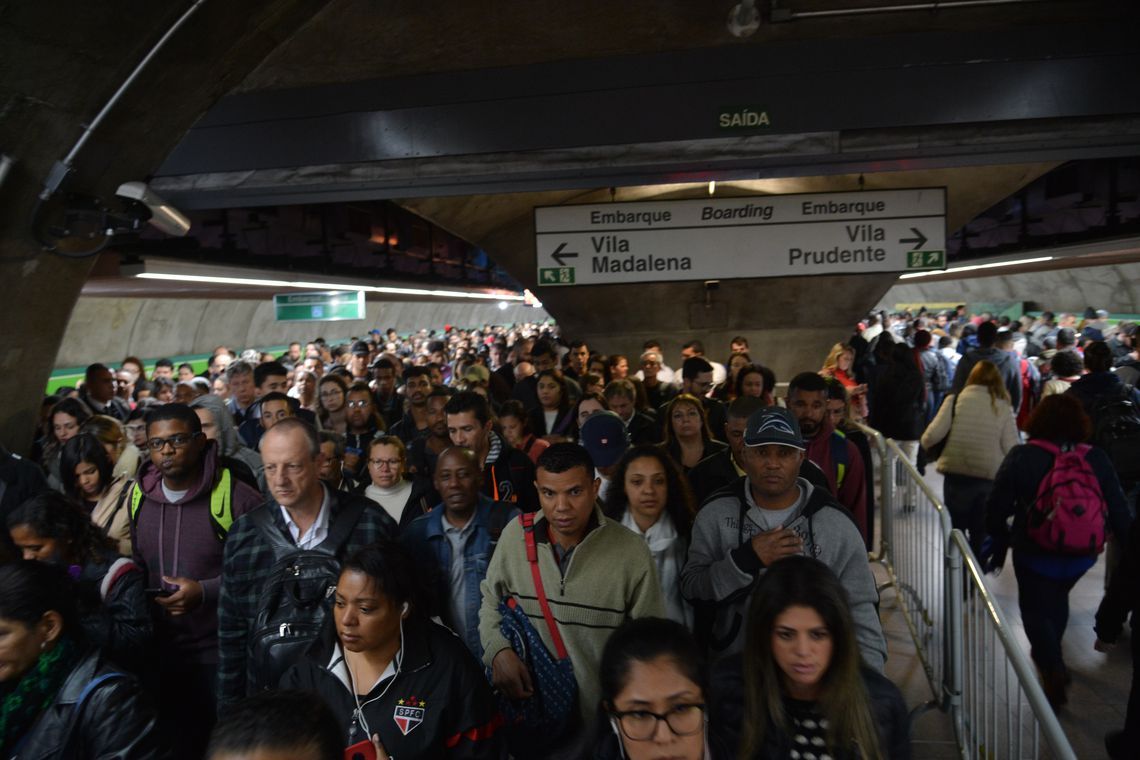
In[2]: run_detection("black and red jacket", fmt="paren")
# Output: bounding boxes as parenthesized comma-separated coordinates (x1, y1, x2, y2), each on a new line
(281, 617, 502, 759)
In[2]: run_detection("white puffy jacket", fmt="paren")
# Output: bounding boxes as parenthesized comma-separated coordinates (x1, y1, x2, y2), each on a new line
(920, 385, 1019, 480)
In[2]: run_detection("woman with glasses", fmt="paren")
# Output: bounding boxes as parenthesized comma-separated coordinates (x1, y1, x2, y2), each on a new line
(594, 616, 726, 760)
(727, 556, 909, 759)
(661, 394, 726, 473)
(361, 436, 432, 531)
(59, 433, 135, 554)
(317, 375, 350, 434)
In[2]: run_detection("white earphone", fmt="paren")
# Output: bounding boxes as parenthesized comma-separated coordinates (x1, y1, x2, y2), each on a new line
(401, 602, 409, 616)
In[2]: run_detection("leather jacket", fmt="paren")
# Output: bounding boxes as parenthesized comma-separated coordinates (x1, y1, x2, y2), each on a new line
(11, 650, 162, 759)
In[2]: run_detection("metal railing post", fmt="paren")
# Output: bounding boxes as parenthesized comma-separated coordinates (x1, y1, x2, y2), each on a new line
(946, 536, 966, 751)
(948, 530, 1078, 760)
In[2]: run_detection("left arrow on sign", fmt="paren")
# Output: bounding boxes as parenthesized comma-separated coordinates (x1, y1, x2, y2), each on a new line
(551, 242, 579, 267)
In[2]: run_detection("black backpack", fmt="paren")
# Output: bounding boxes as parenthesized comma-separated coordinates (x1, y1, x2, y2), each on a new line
(246, 501, 365, 692)
(1091, 384, 1140, 485)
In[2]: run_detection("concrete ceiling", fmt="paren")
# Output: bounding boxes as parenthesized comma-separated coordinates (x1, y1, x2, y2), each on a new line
(233, 0, 1121, 92)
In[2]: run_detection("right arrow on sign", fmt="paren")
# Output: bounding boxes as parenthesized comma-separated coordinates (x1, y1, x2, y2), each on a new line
(899, 227, 928, 249)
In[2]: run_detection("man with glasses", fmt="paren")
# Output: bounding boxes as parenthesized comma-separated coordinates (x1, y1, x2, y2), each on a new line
(217, 418, 396, 708)
(680, 356, 728, 443)
(130, 403, 262, 759)
(342, 381, 383, 478)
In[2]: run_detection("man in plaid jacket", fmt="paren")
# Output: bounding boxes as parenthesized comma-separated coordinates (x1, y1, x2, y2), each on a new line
(216, 418, 396, 707)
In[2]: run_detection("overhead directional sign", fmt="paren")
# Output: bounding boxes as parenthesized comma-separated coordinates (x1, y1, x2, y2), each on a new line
(534, 188, 946, 286)
(274, 291, 366, 322)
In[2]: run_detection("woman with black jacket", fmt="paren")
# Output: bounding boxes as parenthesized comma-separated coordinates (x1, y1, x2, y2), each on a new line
(280, 541, 500, 759)
(0, 560, 160, 759)
(984, 393, 1132, 708)
(528, 369, 575, 442)
(716, 556, 910, 760)
(6, 492, 152, 672)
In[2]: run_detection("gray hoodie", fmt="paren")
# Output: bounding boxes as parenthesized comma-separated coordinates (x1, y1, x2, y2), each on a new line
(680, 477, 886, 671)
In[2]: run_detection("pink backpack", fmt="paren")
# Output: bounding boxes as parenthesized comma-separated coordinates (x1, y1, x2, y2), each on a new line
(1025, 440, 1107, 555)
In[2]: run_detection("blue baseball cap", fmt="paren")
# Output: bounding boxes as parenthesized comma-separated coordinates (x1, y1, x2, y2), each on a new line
(743, 407, 805, 450)
(578, 411, 630, 468)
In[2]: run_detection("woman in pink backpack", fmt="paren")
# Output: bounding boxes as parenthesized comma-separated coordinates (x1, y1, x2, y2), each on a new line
(983, 394, 1132, 708)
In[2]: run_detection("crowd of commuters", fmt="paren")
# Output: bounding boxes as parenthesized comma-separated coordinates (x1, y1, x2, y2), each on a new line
(0, 305, 1137, 758)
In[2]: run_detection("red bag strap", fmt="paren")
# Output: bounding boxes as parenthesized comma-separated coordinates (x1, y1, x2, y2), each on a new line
(520, 513, 569, 660)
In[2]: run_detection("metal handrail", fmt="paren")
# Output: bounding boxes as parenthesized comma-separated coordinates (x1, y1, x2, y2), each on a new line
(876, 434, 954, 709)
(947, 530, 1078, 760)
(854, 422, 892, 564)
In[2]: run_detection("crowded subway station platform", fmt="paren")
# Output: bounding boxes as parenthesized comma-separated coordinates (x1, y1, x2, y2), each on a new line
(4, 2, 1140, 759)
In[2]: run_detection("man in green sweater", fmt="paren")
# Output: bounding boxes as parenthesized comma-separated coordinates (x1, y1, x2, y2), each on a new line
(478, 442, 665, 743)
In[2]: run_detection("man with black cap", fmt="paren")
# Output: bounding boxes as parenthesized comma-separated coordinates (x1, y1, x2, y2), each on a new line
(347, 340, 371, 381)
(578, 410, 630, 503)
(680, 406, 885, 669)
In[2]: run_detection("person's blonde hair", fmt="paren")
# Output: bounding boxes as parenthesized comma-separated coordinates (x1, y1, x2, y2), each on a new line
(965, 360, 1010, 413)
(80, 415, 126, 455)
(821, 343, 854, 376)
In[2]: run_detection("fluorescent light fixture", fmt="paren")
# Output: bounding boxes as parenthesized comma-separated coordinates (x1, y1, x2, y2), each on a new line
(135, 272, 525, 301)
(897, 255, 1054, 280)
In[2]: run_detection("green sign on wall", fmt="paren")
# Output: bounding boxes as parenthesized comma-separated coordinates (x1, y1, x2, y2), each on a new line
(274, 291, 366, 322)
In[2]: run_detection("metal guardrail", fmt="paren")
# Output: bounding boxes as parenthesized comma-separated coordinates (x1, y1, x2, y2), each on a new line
(948, 530, 1077, 760)
(858, 425, 1077, 759)
(858, 426, 954, 710)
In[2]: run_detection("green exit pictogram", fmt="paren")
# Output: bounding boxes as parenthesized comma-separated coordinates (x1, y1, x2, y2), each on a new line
(906, 250, 946, 270)
(539, 267, 576, 285)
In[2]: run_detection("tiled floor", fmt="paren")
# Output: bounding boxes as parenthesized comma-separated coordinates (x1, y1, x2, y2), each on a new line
(878, 465, 1133, 759)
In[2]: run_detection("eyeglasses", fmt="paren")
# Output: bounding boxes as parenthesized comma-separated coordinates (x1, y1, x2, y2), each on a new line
(346, 400, 371, 409)
(610, 704, 705, 741)
(125, 424, 146, 433)
(369, 458, 401, 469)
(145, 433, 200, 451)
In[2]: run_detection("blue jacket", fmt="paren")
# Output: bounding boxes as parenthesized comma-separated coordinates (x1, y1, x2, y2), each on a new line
(401, 495, 519, 658)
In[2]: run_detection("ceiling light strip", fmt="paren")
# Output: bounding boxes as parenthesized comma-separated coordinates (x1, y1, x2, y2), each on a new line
(135, 272, 525, 301)
(897, 255, 1054, 280)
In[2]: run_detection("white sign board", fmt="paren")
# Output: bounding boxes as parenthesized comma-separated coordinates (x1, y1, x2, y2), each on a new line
(534, 188, 946, 286)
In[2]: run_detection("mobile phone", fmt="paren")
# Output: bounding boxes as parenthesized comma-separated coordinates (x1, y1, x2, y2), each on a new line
(145, 588, 173, 598)
(344, 739, 377, 760)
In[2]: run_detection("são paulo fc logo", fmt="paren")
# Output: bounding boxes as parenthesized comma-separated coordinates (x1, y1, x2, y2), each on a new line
(393, 696, 425, 735)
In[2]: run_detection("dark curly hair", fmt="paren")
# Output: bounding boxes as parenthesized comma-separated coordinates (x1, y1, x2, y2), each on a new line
(602, 444, 696, 539)
(1024, 393, 1091, 443)
(7, 491, 116, 565)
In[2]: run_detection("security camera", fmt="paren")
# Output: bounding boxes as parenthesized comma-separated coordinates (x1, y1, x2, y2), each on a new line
(704, 280, 721, 291)
(115, 181, 191, 237)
